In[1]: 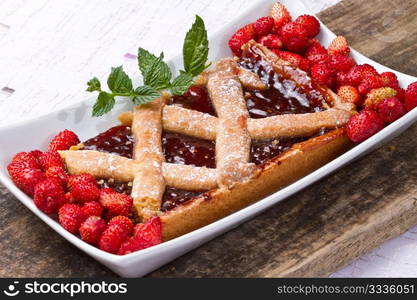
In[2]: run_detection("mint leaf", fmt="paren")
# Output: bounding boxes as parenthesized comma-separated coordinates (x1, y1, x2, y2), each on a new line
(86, 77, 101, 92)
(183, 15, 209, 76)
(132, 86, 160, 105)
(170, 73, 194, 95)
(107, 66, 133, 93)
(92, 92, 115, 117)
(138, 49, 172, 89)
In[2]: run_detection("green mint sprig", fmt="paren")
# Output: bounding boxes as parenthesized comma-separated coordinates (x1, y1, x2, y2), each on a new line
(88, 15, 210, 117)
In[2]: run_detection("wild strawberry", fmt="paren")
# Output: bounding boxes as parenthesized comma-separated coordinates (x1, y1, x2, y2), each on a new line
(58, 203, 85, 234)
(294, 15, 320, 38)
(328, 36, 350, 56)
(228, 24, 255, 56)
(405, 82, 417, 111)
(348, 64, 379, 87)
(307, 53, 330, 66)
(79, 216, 106, 245)
(336, 71, 351, 87)
(305, 40, 327, 57)
(380, 72, 398, 86)
(39, 151, 65, 170)
(337, 86, 361, 105)
(377, 97, 406, 123)
(259, 34, 282, 49)
(329, 55, 356, 72)
(273, 50, 310, 72)
(68, 173, 100, 203)
(253, 16, 274, 38)
(7, 162, 46, 196)
(81, 201, 103, 218)
(311, 63, 335, 88)
(358, 76, 385, 96)
(363, 87, 397, 109)
(391, 86, 405, 102)
(33, 178, 66, 214)
(99, 188, 133, 219)
(346, 110, 384, 143)
(118, 217, 162, 255)
(12, 152, 41, 169)
(48, 130, 80, 152)
(29, 150, 43, 163)
(279, 22, 309, 53)
(45, 166, 68, 186)
(270, 2, 292, 31)
(98, 216, 133, 254)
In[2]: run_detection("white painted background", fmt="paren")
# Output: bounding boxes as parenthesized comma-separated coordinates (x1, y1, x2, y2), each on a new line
(1, 0, 416, 277)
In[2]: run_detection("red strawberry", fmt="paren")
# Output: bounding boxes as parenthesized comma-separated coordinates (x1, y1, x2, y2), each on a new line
(12, 152, 41, 169)
(99, 216, 133, 254)
(33, 178, 66, 214)
(68, 173, 100, 203)
(405, 82, 417, 111)
(39, 151, 65, 170)
(29, 150, 43, 164)
(336, 71, 351, 87)
(337, 86, 361, 105)
(294, 15, 320, 38)
(346, 110, 384, 143)
(328, 36, 350, 56)
(358, 76, 385, 96)
(279, 22, 309, 53)
(311, 63, 335, 88)
(7, 162, 46, 196)
(48, 130, 80, 152)
(81, 201, 103, 218)
(270, 2, 292, 31)
(391, 86, 405, 102)
(228, 24, 255, 56)
(58, 203, 85, 234)
(348, 64, 379, 87)
(118, 217, 162, 255)
(363, 87, 397, 109)
(253, 16, 274, 38)
(79, 216, 106, 245)
(45, 166, 68, 186)
(381, 72, 399, 86)
(259, 34, 283, 49)
(329, 55, 356, 72)
(305, 40, 327, 57)
(273, 50, 310, 72)
(99, 188, 133, 219)
(307, 53, 330, 66)
(377, 97, 406, 123)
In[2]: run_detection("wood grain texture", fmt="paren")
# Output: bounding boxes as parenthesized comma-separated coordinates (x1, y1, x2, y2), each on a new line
(1, 0, 417, 277)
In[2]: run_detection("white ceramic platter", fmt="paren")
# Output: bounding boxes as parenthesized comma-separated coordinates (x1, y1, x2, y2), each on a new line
(0, 0, 416, 277)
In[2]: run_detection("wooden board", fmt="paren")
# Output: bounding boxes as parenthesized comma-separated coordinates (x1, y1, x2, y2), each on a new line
(0, 0, 416, 277)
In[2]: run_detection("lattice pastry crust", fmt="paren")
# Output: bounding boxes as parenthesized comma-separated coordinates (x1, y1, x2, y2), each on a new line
(59, 42, 355, 240)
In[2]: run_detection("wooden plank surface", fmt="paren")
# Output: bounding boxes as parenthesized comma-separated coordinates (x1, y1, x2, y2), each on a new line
(1, 0, 417, 277)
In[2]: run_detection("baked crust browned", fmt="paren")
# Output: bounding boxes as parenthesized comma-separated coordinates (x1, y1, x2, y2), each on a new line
(160, 128, 351, 241)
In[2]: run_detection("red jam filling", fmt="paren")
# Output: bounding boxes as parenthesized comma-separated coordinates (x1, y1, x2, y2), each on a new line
(82, 56, 328, 211)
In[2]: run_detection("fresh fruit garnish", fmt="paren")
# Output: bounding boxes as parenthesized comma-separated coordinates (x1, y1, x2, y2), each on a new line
(99, 188, 133, 219)
(328, 36, 350, 56)
(253, 16, 274, 37)
(7, 161, 46, 196)
(380, 72, 399, 86)
(79, 216, 106, 245)
(279, 22, 309, 53)
(40, 151, 65, 170)
(229, 24, 256, 56)
(294, 15, 320, 38)
(259, 34, 283, 49)
(270, 2, 292, 31)
(33, 178, 67, 214)
(118, 216, 162, 255)
(45, 166, 68, 186)
(358, 76, 385, 96)
(88, 15, 210, 117)
(337, 86, 361, 105)
(329, 55, 356, 72)
(98, 216, 133, 254)
(12, 152, 41, 169)
(348, 64, 379, 87)
(363, 87, 397, 109)
(273, 50, 310, 71)
(346, 110, 384, 142)
(81, 201, 103, 218)
(311, 63, 335, 88)
(405, 82, 417, 111)
(68, 173, 100, 203)
(48, 130, 80, 152)
(58, 203, 85, 234)
(377, 97, 406, 123)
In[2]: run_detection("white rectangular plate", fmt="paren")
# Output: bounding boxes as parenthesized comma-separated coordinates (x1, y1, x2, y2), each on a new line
(0, 0, 416, 277)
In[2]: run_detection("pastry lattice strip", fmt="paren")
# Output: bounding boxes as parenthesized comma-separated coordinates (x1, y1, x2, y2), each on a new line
(59, 42, 354, 220)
